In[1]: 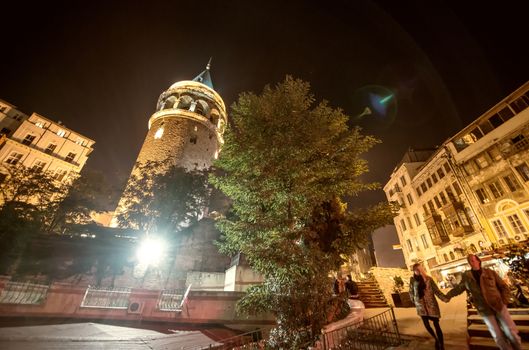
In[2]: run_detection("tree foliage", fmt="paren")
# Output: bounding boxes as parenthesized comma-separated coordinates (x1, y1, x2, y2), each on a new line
(210, 76, 395, 348)
(115, 161, 209, 236)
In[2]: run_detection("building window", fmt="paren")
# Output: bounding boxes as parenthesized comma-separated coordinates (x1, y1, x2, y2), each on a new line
(475, 188, 489, 204)
(406, 239, 413, 252)
(35, 121, 45, 128)
(421, 234, 429, 249)
(57, 129, 66, 137)
(5, 152, 23, 165)
(426, 178, 432, 188)
(75, 138, 85, 145)
(515, 163, 529, 181)
(432, 173, 438, 184)
(457, 209, 470, 226)
(22, 134, 36, 145)
(407, 217, 413, 230)
(190, 135, 197, 144)
(453, 182, 462, 196)
(1, 127, 11, 135)
(449, 251, 455, 260)
(507, 214, 527, 234)
(413, 213, 421, 226)
(492, 219, 508, 238)
(416, 187, 422, 197)
(437, 168, 445, 179)
(443, 163, 450, 173)
(443, 253, 448, 262)
(439, 192, 447, 205)
(503, 174, 522, 192)
(400, 219, 407, 232)
(488, 181, 504, 199)
(65, 152, 76, 163)
(406, 193, 414, 205)
(421, 183, 427, 193)
(400, 175, 407, 187)
(475, 155, 489, 169)
(45, 143, 57, 155)
(32, 160, 47, 171)
(53, 169, 68, 182)
(434, 196, 442, 209)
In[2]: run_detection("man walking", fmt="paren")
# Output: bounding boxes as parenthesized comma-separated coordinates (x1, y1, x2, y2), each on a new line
(447, 254, 521, 349)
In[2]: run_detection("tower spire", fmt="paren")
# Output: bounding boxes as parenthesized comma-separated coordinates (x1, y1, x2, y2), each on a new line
(192, 58, 214, 89)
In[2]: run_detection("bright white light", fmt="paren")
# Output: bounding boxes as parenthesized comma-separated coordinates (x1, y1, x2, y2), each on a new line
(136, 237, 166, 266)
(154, 127, 164, 139)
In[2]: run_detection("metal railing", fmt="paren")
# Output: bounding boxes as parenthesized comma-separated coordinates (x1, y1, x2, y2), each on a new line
(80, 285, 131, 309)
(322, 308, 402, 350)
(157, 284, 191, 311)
(182, 329, 268, 350)
(0, 281, 49, 305)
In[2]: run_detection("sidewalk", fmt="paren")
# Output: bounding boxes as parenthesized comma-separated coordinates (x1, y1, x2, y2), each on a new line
(364, 292, 468, 349)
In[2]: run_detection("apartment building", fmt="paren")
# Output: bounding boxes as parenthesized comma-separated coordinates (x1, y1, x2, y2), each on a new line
(384, 81, 529, 282)
(0, 99, 94, 183)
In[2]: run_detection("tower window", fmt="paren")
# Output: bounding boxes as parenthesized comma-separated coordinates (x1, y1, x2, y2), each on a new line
(154, 127, 164, 139)
(190, 135, 197, 144)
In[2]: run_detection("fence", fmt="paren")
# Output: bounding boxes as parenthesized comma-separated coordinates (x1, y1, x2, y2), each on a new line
(182, 329, 268, 350)
(0, 281, 49, 305)
(322, 308, 402, 350)
(157, 284, 191, 311)
(80, 285, 131, 309)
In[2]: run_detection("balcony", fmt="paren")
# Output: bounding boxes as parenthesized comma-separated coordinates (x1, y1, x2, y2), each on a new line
(449, 224, 473, 237)
(426, 213, 451, 246)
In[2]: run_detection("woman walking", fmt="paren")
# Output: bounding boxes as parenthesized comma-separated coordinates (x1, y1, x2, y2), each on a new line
(409, 263, 449, 350)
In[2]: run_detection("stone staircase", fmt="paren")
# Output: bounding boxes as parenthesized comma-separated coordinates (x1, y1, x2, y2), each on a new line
(356, 277, 389, 308)
(468, 307, 529, 349)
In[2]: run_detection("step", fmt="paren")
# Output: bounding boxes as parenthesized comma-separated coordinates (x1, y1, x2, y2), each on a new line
(468, 308, 529, 316)
(469, 314, 529, 326)
(468, 324, 529, 340)
(469, 336, 529, 350)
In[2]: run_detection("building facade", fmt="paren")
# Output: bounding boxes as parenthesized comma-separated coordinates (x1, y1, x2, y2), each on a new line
(384, 81, 529, 283)
(0, 99, 94, 183)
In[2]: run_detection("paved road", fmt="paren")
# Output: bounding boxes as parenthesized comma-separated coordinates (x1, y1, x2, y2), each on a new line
(0, 323, 222, 350)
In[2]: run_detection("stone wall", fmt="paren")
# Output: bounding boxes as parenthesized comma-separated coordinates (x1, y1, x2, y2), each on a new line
(369, 266, 412, 307)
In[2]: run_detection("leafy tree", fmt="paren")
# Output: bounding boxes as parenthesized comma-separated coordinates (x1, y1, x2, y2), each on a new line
(210, 76, 395, 348)
(45, 169, 111, 234)
(115, 161, 209, 236)
(0, 164, 66, 272)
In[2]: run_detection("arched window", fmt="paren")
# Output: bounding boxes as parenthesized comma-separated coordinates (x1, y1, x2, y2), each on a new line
(443, 253, 448, 262)
(194, 100, 209, 116)
(177, 95, 193, 110)
(469, 244, 478, 253)
(449, 251, 455, 260)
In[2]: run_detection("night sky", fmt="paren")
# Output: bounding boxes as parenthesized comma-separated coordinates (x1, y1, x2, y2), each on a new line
(1, 0, 528, 207)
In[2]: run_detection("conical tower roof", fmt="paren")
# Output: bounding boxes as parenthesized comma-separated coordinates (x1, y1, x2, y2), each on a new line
(192, 58, 213, 89)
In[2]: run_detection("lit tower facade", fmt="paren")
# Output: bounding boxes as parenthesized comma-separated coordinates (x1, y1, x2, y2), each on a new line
(113, 63, 227, 226)
(137, 62, 226, 170)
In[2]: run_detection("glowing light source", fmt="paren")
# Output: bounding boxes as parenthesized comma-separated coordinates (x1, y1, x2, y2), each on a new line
(136, 237, 166, 266)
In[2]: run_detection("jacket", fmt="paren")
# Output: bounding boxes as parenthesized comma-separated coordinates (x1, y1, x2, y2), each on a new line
(446, 268, 511, 315)
(409, 275, 448, 318)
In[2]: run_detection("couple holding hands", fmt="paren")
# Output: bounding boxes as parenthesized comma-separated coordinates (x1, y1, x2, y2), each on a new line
(410, 254, 521, 350)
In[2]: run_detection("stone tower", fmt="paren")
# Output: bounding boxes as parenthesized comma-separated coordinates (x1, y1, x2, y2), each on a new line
(113, 62, 227, 223)
(136, 61, 227, 170)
